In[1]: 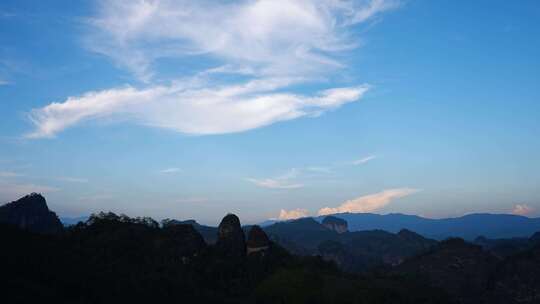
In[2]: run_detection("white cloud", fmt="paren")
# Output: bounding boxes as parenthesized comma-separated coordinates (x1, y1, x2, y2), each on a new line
(87, 0, 399, 81)
(279, 208, 309, 220)
(25, 0, 398, 138)
(352, 155, 376, 165)
(318, 188, 420, 215)
(159, 167, 181, 174)
(512, 204, 534, 216)
(27, 83, 368, 138)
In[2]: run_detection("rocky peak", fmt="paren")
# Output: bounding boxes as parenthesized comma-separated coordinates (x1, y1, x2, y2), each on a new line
(0, 193, 63, 234)
(216, 213, 246, 258)
(322, 215, 348, 233)
(246, 225, 270, 255)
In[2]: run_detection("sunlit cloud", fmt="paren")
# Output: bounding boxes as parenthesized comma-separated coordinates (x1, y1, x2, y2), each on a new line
(318, 188, 420, 215)
(512, 204, 534, 216)
(278, 208, 309, 220)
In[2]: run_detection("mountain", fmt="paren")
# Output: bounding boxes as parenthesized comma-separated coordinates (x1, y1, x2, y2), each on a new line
(394, 237, 540, 304)
(315, 212, 540, 240)
(0, 205, 453, 304)
(322, 215, 348, 233)
(485, 243, 540, 304)
(394, 238, 500, 304)
(162, 218, 218, 244)
(0, 193, 63, 234)
(264, 216, 436, 271)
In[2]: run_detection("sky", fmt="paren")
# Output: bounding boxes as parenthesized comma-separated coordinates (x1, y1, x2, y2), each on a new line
(0, 0, 539, 225)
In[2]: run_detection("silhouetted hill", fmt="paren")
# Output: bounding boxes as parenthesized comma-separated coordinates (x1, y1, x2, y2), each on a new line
(264, 217, 436, 271)
(485, 243, 540, 304)
(0, 193, 63, 234)
(0, 201, 455, 304)
(162, 218, 218, 244)
(394, 238, 500, 304)
(316, 212, 540, 240)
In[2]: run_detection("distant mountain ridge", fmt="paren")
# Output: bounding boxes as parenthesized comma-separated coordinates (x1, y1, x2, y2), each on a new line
(313, 212, 540, 240)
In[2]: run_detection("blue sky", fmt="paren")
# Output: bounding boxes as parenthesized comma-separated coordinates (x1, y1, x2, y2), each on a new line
(0, 0, 539, 224)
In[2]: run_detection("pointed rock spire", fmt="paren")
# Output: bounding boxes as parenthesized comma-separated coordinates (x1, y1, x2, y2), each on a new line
(216, 213, 246, 258)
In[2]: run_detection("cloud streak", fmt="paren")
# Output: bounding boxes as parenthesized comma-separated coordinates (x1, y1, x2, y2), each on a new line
(351, 155, 377, 165)
(27, 83, 368, 138)
(159, 167, 181, 174)
(318, 188, 420, 215)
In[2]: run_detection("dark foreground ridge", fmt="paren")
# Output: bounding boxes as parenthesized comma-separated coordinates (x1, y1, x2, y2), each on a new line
(0, 193, 63, 234)
(1, 194, 540, 304)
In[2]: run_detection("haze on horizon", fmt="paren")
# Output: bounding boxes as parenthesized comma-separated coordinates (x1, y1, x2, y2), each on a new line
(0, 0, 539, 225)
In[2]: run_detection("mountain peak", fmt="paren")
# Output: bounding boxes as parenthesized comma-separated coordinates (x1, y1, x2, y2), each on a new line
(322, 215, 348, 233)
(216, 213, 246, 258)
(0, 193, 63, 234)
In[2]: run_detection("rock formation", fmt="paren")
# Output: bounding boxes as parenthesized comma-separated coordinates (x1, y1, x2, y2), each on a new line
(247, 225, 270, 255)
(216, 213, 246, 258)
(322, 215, 348, 233)
(0, 193, 63, 234)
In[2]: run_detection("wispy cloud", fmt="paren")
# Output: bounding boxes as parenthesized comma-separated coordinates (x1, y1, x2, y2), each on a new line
(0, 79, 10, 86)
(351, 155, 377, 165)
(247, 168, 303, 189)
(86, 0, 399, 81)
(512, 204, 534, 216)
(247, 178, 303, 189)
(318, 188, 420, 215)
(278, 208, 309, 220)
(159, 167, 181, 174)
(25, 0, 399, 138)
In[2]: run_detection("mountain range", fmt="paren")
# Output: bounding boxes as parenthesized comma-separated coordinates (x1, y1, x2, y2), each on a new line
(3, 193, 540, 303)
